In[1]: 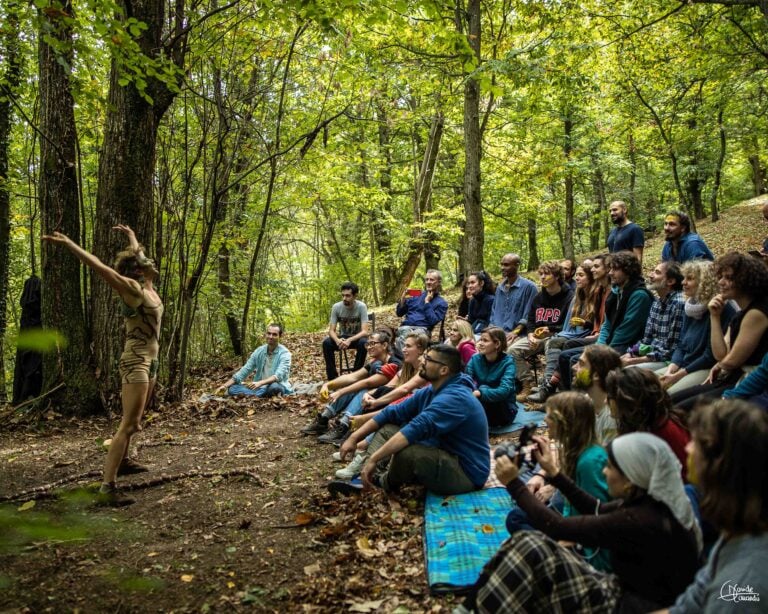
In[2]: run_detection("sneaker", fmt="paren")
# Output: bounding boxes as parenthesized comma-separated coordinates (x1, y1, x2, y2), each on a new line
(335, 453, 366, 479)
(327, 477, 364, 496)
(301, 414, 329, 435)
(95, 483, 135, 507)
(317, 422, 349, 445)
(527, 385, 553, 404)
(117, 457, 150, 476)
(331, 451, 344, 462)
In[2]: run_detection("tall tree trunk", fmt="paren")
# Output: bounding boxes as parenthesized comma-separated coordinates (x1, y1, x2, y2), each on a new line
(383, 113, 445, 303)
(374, 102, 398, 299)
(563, 115, 575, 260)
(459, 0, 484, 274)
(527, 217, 540, 271)
(709, 106, 726, 222)
(590, 156, 607, 251)
(91, 0, 187, 409)
(0, 0, 23, 403)
(749, 140, 766, 196)
(38, 0, 99, 413)
(628, 133, 637, 209)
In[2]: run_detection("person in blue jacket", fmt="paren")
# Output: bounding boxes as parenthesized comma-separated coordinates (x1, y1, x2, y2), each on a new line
(661, 210, 714, 264)
(466, 326, 518, 427)
(395, 269, 448, 344)
(464, 270, 496, 334)
(339, 344, 490, 495)
(216, 324, 293, 397)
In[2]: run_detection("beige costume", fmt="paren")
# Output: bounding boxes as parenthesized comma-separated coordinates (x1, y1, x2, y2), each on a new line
(119, 291, 163, 384)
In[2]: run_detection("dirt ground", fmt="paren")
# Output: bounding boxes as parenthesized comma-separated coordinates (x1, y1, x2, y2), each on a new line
(2, 199, 767, 613)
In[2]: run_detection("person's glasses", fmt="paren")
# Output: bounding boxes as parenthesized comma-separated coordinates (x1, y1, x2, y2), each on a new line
(424, 355, 448, 366)
(366, 340, 383, 347)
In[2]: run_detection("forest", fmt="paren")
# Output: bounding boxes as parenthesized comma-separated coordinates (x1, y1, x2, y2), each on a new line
(0, 0, 766, 412)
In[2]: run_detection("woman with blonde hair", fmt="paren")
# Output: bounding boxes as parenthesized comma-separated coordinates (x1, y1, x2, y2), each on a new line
(657, 260, 735, 394)
(447, 319, 477, 366)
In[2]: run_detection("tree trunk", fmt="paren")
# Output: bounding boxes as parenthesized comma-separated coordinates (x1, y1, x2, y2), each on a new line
(38, 0, 99, 413)
(374, 102, 398, 299)
(91, 0, 187, 409)
(709, 106, 726, 222)
(628, 133, 637, 209)
(749, 152, 766, 196)
(527, 217, 540, 271)
(0, 0, 23, 403)
(383, 113, 445, 303)
(563, 116, 575, 260)
(460, 0, 484, 273)
(590, 157, 607, 251)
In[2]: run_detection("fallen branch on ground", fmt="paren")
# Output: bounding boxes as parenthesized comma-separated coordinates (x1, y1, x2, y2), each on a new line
(0, 470, 101, 503)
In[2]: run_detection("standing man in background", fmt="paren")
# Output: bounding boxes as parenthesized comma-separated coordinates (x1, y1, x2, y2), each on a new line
(607, 200, 645, 264)
(322, 282, 369, 380)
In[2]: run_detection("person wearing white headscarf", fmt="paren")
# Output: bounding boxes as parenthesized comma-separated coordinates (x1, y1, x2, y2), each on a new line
(456, 432, 702, 614)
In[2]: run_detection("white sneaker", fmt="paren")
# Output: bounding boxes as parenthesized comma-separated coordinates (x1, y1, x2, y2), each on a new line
(335, 453, 366, 480)
(331, 451, 344, 462)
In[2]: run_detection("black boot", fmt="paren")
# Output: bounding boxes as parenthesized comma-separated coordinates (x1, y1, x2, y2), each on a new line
(526, 384, 554, 404)
(317, 421, 350, 445)
(301, 413, 329, 435)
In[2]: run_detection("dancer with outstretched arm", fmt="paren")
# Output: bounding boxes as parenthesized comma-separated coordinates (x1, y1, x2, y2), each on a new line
(43, 225, 163, 506)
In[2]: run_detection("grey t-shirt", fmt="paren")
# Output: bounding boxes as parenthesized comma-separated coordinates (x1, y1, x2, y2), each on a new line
(595, 405, 617, 446)
(330, 300, 368, 337)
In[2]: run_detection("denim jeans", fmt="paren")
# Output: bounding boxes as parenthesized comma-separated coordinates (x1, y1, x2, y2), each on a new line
(227, 382, 287, 398)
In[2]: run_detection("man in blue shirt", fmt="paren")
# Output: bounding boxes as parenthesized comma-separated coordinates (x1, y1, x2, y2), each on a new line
(216, 324, 293, 397)
(337, 345, 490, 496)
(395, 269, 448, 345)
(661, 210, 714, 264)
(607, 200, 644, 264)
(489, 253, 538, 346)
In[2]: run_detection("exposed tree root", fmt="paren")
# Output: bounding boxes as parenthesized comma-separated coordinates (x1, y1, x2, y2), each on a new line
(1, 467, 262, 503)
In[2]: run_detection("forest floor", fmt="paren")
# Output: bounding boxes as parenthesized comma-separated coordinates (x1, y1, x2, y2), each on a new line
(1, 197, 767, 613)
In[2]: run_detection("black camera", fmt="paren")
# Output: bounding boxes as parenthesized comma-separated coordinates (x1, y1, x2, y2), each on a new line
(493, 423, 538, 469)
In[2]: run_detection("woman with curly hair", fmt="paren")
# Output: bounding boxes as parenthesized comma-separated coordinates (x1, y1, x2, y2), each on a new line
(657, 260, 736, 394)
(671, 252, 768, 410)
(43, 225, 162, 506)
(605, 368, 690, 479)
(670, 399, 768, 612)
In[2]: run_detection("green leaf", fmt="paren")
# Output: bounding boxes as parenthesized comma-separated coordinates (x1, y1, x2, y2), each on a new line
(15, 329, 68, 353)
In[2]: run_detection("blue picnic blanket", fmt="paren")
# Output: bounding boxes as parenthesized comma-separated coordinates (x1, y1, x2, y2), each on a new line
(423, 488, 511, 594)
(488, 405, 546, 435)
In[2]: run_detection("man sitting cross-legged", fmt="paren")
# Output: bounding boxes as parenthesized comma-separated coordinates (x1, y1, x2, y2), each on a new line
(301, 331, 401, 437)
(335, 344, 490, 496)
(215, 323, 293, 397)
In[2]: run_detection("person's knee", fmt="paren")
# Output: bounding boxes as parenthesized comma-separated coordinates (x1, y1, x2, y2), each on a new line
(322, 337, 337, 352)
(117, 419, 142, 438)
(265, 383, 285, 397)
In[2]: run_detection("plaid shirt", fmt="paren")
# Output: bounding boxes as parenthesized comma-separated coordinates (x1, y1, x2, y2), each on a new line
(639, 290, 685, 362)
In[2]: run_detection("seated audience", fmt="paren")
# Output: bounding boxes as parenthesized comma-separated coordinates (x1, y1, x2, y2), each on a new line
(466, 327, 518, 427)
(464, 270, 496, 334)
(446, 319, 477, 366)
(561, 258, 576, 292)
(216, 324, 293, 397)
(672, 252, 768, 410)
(508, 261, 573, 397)
(668, 399, 768, 613)
(506, 391, 612, 571)
(321, 281, 369, 380)
(318, 332, 429, 446)
(558, 251, 652, 390)
(621, 261, 685, 371)
(528, 260, 598, 402)
(395, 269, 448, 345)
(605, 368, 690, 477)
(337, 345, 490, 496)
(459, 432, 701, 613)
(300, 331, 400, 436)
(657, 260, 735, 394)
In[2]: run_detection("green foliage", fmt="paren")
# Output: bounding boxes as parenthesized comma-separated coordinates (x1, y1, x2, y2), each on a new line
(12, 329, 68, 353)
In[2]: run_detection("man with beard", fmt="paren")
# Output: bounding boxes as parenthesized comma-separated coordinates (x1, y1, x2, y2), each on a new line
(607, 200, 644, 264)
(322, 281, 369, 380)
(335, 345, 490, 496)
(661, 210, 714, 264)
(621, 261, 685, 371)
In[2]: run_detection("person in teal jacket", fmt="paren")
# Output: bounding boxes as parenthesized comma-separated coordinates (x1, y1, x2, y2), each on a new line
(723, 351, 768, 410)
(465, 326, 518, 427)
(216, 324, 293, 397)
(597, 251, 653, 353)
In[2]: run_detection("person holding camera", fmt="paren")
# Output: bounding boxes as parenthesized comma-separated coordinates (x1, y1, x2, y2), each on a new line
(458, 432, 701, 613)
